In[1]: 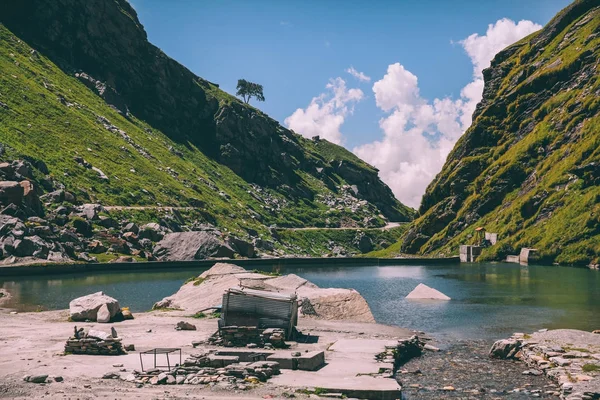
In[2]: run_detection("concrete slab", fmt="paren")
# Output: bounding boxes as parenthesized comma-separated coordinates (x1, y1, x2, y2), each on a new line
(271, 338, 401, 400)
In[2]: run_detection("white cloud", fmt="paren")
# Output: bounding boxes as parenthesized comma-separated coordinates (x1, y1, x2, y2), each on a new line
(346, 66, 371, 82)
(353, 18, 541, 209)
(285, 78, 363, 144)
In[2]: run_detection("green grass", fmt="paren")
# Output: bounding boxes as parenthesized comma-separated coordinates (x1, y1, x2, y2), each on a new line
(184, 277, 206, 286)
(0, 22, 413, 253)
(277, 226, 408, 257)
(582, 364, 600, 373)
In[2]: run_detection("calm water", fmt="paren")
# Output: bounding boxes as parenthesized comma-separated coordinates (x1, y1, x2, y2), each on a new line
(1, 263, 599, 340)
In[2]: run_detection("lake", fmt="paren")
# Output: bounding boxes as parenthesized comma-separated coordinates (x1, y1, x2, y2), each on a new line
(1, 262, 599, 340)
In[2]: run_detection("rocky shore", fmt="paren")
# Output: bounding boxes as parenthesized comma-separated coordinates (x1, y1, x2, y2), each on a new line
(491, 330, 600, 400)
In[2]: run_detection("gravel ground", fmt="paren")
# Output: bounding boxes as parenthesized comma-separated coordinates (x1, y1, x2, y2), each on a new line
(399, 340, 561, 399)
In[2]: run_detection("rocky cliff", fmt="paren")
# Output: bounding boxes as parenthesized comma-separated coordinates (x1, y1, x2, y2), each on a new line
(0, 0, 412, 223)
(402, 0, 600, 266)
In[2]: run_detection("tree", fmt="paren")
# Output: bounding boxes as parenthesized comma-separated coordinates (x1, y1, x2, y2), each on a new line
(236, 79, 265, 104)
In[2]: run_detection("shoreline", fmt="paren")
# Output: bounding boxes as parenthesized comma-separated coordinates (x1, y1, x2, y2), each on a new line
(0, 255, 460, 277)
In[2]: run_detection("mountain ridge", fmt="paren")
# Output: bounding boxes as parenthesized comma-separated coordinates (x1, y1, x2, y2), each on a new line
(401, 0, 600, 266)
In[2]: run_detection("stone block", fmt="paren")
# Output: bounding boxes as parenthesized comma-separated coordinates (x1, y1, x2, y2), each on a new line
(297, 351, 325, 371)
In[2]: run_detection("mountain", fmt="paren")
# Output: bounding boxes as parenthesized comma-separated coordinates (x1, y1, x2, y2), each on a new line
(401, 0, 600, 266)
(0, 0, 413, 263)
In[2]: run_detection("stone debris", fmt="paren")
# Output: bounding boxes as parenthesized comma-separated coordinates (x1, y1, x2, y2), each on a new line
(64, 326, 126, 355)
(126, 351, 280, 388)
(405, 283, 451, 300)
(376, 335, 425, 370)
(208, 326, 287, 349)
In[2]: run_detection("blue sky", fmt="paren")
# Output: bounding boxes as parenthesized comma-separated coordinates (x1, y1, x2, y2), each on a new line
(130, 0, 572, 207)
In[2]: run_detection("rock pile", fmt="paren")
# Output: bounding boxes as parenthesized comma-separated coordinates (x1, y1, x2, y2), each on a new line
(125, 352, 280, 388)
(377, 335, 426, 370)
(208, 326, 287, 349)
(64, 327, 126, 355)
(490, 330, 600, 400)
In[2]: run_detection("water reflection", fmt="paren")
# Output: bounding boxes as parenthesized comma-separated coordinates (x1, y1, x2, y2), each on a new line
(1, 263, 598, 340)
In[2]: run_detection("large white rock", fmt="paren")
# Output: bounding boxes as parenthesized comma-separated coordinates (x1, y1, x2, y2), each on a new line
(69, 291, 121, 322)
(96, 304, 111, 323)
(405, 283, 450, 301)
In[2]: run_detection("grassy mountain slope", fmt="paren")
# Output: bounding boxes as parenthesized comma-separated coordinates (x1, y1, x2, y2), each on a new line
(0, 0, 413, 243)
(401, 0, 600, 266)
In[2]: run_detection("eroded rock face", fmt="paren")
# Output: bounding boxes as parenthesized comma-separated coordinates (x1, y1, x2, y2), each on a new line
(153, 232, 236, 261)
(69, 291, 120, 322)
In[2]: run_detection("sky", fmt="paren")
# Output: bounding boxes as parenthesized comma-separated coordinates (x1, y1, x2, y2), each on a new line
(130, 0, 572, 208)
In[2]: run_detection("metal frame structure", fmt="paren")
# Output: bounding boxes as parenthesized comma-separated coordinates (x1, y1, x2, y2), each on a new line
(139, 348, 182, 371)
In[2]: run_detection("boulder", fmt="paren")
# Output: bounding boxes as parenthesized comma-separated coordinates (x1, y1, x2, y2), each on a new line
(27, 375, 48, 384)
(0, 181, 24, 205)
(97, 304, 111, 323)
(69, 291, 121, 322)
(153, 231, 235, 261)
(227, 236, 255, 258)
(489, 339, 522, 359)
(405, 283, 450, 300)
(87, 240, 107, 254)
(72, 218, 92, 237)
(20, 180, 43, 216)
(40, 189, 65, 204)
(123, 222, 139, 234)
(138, 223, 165, 241)
(12, 237, 36, 257)
(80, 204, 103, 220)
(354, 234, 373, 253)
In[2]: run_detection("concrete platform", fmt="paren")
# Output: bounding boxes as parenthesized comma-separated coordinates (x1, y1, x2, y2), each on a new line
(270, 338, 401, 400)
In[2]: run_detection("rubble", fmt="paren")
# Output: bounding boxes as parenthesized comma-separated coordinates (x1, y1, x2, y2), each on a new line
(127, 351, 281, 387)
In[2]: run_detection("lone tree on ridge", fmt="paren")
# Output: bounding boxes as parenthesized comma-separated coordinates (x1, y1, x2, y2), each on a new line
(236, 79, 265, 104)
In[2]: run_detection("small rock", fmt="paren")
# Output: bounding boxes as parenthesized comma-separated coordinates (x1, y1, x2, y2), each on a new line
(157, 372, 168, 384)
(102, 372, 120, 379)
(53, 376, 63, 382)
(175, 375, 185, 384)
(424, 344, 440, 352)
(175, 321, 196, 331)
(125, 344, 135, 351)
(112, 364, 124, 368)
(442, 386, 455, 391)
(522, 369, 543, 376)
(28, 375, 48, 384)
(166, 375, 176, 385)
